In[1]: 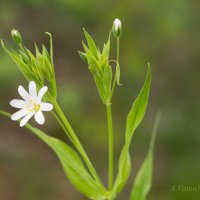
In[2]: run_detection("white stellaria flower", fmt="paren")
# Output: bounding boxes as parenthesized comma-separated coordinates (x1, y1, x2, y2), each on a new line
(10, 81, 53, 127)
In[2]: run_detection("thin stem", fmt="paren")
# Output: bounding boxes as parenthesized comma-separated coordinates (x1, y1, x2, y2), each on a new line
(107, 104, 113, 190)
(19, 43, 26, 53)
(117, 37, 120, 63)
(111, 37, 120, 99)
(52, 100, 105, 190)
(49, 33, 57, 100)
(51, 111, 74, 145)
(107, 37, 120, 191)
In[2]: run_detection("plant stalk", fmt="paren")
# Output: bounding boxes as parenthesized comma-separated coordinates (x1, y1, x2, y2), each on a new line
(107, 104, 114, 190)
(111, 37, 120, 99)
(52, 100, 105, 190)
(107, 36, 120, 191)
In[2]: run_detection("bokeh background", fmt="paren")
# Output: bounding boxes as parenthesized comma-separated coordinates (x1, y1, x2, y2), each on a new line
(0, 0, 200, 199)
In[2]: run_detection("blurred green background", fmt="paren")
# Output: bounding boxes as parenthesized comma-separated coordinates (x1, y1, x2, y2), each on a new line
(0, 0, 200, 199)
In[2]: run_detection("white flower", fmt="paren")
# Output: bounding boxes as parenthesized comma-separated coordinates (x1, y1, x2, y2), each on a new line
(10, 81, 53, 127)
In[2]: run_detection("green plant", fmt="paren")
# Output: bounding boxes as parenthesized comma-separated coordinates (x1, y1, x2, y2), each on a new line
(0, 19, 160, 200)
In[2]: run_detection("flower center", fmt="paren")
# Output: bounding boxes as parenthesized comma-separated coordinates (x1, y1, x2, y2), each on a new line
(33, 103, 40, 112)
(26, 100, 40, 112)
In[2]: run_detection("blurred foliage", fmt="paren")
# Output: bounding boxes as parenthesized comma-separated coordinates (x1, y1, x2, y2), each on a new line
(0, 0, 200, 199)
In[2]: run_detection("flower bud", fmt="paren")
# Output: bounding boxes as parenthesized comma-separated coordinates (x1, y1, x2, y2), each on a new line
(11, 29, 22, 44)
(112, 18, 122, 38)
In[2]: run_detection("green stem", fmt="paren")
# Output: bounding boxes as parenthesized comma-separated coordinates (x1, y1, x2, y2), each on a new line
(111, 37, 120, 99)
(52, 101, 104, 190)
(117, 37, 120, 63)
(19, 43, 26, 53)
(49, 33, 57, 100)
(51, 111, 74, 144)
(1, 108, 105, 193)
(107, 37, 120, 191)
(107, 104, 113, 190)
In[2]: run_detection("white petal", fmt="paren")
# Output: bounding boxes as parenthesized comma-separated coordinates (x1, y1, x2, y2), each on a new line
(114, 18, 121, 30)
(29, 81, 37, 98)
(20, 113, 35, 127)
(10, 99, 26, 109)
(35, 111, 45, 125)
(38, 86, 48, 101)
(40, 103, 53, 111)
(11, 110, 29, 121)
(18, 85, 30, 100)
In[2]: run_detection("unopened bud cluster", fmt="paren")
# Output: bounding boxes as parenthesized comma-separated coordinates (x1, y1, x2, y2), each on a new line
(1, 30, 57, 99)
(79, 29, 112, 105)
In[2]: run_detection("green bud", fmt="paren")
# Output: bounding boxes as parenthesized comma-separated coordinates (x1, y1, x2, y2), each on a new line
(112, 18, 122, 38)
(11, 29, 22, 44)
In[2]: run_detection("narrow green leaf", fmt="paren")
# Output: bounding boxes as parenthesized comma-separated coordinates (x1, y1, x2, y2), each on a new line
(24, 47, 44, 82)
(116, 62, 121, 85)
(103, 65, 112, 104)
(42, 45, 51, 61)
(1, 40, 37, 82)
(82, 41, 89, 53)
(117, 152, 131, 191)
(19, 50, 30, 64)
(35, 43, 41, 58)
(111, 64, 151, 198)
(25, 47, 38, 63)
(83, 29, 98, 59)
(99, 54, 108, 71)
(43, 136, 105, 199)
(28, 128, 105, 199)
(94, 75, 105, 103)
(0, 110, 106, 200)
(125, 64, 151, 142)
(102, 32, 111, 58)
(45, 32, 53, 64)
(87, 51, 103, 77)
(42, 45, 53, 80)
(78, 51, 88, 64)
(112, 147, 131, 195)
(130, 112, 161, 200)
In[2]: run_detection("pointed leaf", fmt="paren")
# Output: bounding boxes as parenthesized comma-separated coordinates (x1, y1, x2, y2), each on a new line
(1, 40, 38, 82)
(110, 147, 131, 199)
(78, 51, 88, 64)
(102, 32, 111, 58)
(83, 29, 98, 59)
(0, 111, 105, 200)
(82, 41, 89, 53)
(126, 64, 151, 142)
(45, 32, 53, 64)
(111, 64, 151, 198)
(103, 65, 112, 104)
(130, 113, 161, 200)
(19, 50, 30, 64)
(116, 62, 121, 85)
(87, 51, 103, 77)
(94, 75, 105, 103)
(26, 126, 105, 199)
